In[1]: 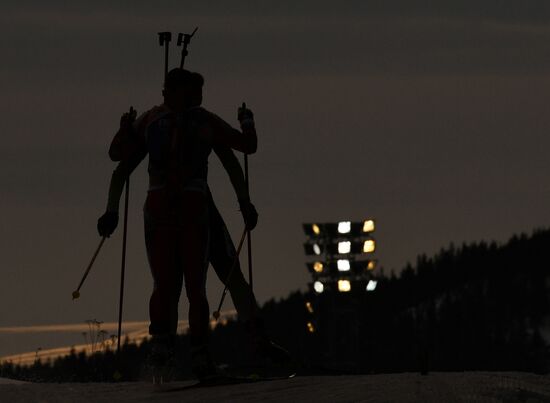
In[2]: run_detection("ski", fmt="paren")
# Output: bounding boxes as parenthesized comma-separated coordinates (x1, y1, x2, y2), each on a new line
(159, 372, 296, 392)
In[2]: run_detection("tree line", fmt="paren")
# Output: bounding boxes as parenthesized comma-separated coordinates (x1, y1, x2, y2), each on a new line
(2, 229, 549, 381)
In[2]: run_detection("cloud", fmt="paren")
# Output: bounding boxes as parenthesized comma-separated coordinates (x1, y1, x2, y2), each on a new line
(2, 0, 550, 332)
(4, 0, 550, 22)
(0, 321, 149, 334)
(2, 2, 550, 81)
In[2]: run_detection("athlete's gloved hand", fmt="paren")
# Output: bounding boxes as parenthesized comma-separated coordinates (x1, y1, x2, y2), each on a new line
(119, 106, 137, 129)
(239, 199, 258, 230)
(238, 103, 255, 130)
(97, 212, 119, 237)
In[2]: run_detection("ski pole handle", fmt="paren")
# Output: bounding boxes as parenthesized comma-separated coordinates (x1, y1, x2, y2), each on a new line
(72, 236, 107, 300)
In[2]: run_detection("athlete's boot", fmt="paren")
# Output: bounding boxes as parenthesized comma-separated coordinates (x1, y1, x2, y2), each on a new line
(147, 334, 177, 384)
(191, 344, 218, 381)
(245, 318, 293, 368)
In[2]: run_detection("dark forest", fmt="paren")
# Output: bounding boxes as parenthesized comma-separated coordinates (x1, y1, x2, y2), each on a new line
(2, 229, 548, 381)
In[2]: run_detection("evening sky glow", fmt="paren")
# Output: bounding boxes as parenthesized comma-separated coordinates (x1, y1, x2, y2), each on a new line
(2, 2, 550, 346)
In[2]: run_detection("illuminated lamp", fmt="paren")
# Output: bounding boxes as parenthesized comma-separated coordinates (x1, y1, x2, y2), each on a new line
(338, 279, 351, 292)
(306, 262, 325, 274)
(303, 223, 322, 237)
(366, 280, 378, 291)
(307, 322, 315, 333)
(313, 281, 324, 294)
(313, 262, 324, 273)
(363, 220, 375, 233)
(338, 241, 351, 254)
(337, 259, 351, 272)
(304, 243, 323, 256)
(348, 259, 376, 272)
(337, 221, 351, 234)
(305, 302, 314, 313)
(363, 239, 375, 253)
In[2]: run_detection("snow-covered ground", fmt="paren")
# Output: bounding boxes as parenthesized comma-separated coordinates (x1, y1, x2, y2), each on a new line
(1, 372, 550, 402)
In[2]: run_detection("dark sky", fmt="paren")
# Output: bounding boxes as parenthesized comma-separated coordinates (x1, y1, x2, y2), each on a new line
(2, 1, 550, 328)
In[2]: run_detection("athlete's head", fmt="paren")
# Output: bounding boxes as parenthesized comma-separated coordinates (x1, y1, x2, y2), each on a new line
(190, 72, 204, 106)
(163, 68, 204, 110)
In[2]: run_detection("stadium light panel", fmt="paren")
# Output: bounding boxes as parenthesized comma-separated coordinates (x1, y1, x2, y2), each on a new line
(306, 262, 326, 274)
(303, 223, 323, 237)
(337, 221, 351, 234)
(366, 280, 378, 291)
(363, 239, 375, 253)
(338, 241, 351, 254)
(312, 224, 321, 235)
(363, 220, 375, 233)
(338, 279, 351, 292)
(313, 243, 322, 255)
(337, 259, 351, 272)
(313, 281, 324, 294)
(304, 243, 324, 256)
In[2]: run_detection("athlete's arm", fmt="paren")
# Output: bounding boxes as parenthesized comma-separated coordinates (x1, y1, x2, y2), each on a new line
(208, 112, 257, 154)
(109, 128, 134, 162)
(109, 107, 138, 161)
(213, 144, 249, 201)
(106, 147, 147, 213)
(213, 142, 258, 230)
(98, 146, 147, 237)
(109, 106, 166, 162)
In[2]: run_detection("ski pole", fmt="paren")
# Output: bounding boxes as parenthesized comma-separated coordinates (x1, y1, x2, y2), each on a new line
(116, 32, 172, 353)
(112, 31, 175, 351)
(158, 32, 172, 78)
(113, 31, 174, 351)
(116, 178, 130, 353)
(213, 227, 248, 320)
(244, 152, 257, 324)
(241, 102, 255, 316)
(115, 86, 141, 353)
(72, 236, 107, 300)
(177, 27, 198, 68)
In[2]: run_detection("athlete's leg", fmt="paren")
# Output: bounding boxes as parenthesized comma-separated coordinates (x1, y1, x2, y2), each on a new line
(207, 194, 292, 366)
(208, 193, 259, 322)
(179, 190, 210, 347)
(144, 189, 184, 336)
(177, 190, 217, 378)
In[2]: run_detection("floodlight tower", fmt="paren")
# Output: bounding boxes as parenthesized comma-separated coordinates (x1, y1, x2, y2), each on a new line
(303, 219, 378, 295)
(302, 219, 378, 369)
